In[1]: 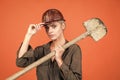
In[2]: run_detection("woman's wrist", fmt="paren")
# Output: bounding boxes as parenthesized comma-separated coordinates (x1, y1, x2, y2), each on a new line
(25, 33, 32, 39)
(56, 59, 63, 67)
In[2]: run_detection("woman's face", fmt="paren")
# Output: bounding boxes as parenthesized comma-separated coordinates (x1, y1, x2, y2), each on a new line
(44, 21, 65, 40)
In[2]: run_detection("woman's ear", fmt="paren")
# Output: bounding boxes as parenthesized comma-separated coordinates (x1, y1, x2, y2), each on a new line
(61, 22, 66, 30)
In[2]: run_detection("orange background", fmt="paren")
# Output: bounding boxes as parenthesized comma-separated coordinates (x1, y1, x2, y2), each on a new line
(0, 0, 120, 80)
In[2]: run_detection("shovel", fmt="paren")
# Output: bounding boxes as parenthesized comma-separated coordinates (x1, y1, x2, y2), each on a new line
(6, 18, 107, 80)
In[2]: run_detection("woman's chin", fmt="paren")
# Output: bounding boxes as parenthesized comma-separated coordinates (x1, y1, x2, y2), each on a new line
(49, 37, 56, 41)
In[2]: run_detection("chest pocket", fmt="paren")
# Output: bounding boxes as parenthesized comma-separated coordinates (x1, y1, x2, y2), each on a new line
(64, 55, 72, 68)
(62, 47, 73, 68)
(37, 60, 49, 75)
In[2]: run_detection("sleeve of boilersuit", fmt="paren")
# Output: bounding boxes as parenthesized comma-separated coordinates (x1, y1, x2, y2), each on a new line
(60, 44, 82, 80)
(16, 44, 43, 68)
(16, 43, 35, 67)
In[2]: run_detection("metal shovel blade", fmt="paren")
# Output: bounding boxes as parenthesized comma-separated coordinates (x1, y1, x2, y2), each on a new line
(83, 18, 107, 41)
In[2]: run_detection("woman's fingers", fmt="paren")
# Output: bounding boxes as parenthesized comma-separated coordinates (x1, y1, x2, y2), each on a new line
(27, 23, 43, 35)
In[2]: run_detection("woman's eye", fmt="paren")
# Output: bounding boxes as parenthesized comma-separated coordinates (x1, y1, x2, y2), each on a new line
(51, 25, 57, 28)
(45, 26, 49, 30)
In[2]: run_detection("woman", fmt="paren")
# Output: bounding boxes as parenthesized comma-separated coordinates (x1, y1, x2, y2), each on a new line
(16, 9, 82, 80)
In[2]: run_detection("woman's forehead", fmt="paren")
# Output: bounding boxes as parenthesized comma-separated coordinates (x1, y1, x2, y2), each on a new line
(46, 21, 60, 26)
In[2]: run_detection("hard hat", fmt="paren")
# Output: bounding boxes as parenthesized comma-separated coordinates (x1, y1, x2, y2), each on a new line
(42, 9, 65, 24)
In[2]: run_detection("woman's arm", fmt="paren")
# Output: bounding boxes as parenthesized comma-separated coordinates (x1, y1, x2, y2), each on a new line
(60, 44, 82, 80)
(18, 23, 43, 58)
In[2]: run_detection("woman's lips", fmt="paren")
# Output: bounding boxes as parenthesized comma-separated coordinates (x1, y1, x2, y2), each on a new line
(48, 34, 54, 37)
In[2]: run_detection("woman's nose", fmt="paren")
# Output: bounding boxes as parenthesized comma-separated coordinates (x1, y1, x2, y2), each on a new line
(48, 27, 53, 33)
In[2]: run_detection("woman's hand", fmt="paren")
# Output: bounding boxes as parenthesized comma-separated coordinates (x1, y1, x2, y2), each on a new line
(54, 45, 65, 67)
(26, 23, 44, 37)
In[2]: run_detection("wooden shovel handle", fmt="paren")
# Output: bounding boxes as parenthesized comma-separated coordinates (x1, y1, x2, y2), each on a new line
(6, 31, 89, 80)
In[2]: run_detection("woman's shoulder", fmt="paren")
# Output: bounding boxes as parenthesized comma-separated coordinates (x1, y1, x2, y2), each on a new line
(68, 43, 81, 49)
(35, 41, 51, 50)
(67, 43, 82, 55)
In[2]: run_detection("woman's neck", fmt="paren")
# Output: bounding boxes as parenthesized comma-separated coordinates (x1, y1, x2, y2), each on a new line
(50, 34, 65, 62)
(51, 34, 66, 48)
